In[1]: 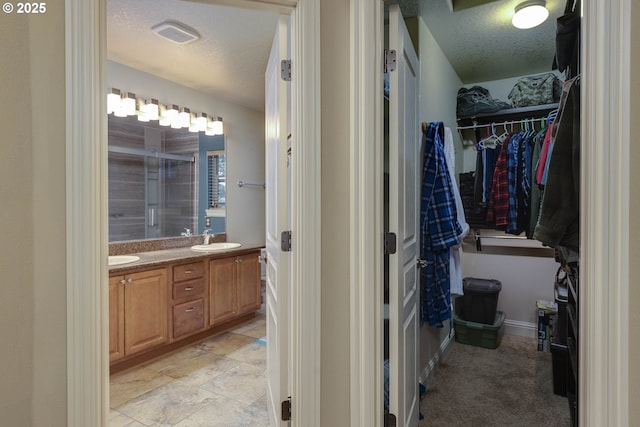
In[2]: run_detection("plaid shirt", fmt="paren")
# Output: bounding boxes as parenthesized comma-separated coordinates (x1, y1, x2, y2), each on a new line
(420, 122, 462, 327)
(486, 135, 510, 227)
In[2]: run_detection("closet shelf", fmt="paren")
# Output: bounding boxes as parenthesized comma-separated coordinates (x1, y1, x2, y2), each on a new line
(457, 103, 559, 127)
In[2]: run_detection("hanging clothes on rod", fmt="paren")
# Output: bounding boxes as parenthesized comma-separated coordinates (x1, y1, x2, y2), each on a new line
(462, 114, 554, 237)
(419, 122, 463, 328)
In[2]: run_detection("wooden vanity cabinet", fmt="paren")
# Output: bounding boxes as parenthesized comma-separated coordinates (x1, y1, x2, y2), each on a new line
(109, 248, 263, 372)
(171, 261, 206, 340)
(109, 267, 169, 362)
(209, 251, 261, 326)
(109, 275, 125, 362)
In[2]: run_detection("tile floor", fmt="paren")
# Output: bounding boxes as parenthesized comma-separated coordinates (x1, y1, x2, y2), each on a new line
(109, 308, 269, 427)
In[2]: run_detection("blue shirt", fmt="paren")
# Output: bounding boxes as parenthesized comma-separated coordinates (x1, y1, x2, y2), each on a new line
(420, 122, 463, 327)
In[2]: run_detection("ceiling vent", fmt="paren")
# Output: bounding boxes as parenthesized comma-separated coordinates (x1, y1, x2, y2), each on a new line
(151, 20, 200, 44)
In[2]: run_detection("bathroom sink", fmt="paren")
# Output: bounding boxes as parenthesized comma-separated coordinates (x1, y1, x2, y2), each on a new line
(108, 255, 140, 266)
(191, 242, 242, 252)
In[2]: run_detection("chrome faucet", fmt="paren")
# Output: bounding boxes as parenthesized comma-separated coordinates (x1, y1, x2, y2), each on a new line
(203, 229, 212, 245)
(181, 228, 193, 237)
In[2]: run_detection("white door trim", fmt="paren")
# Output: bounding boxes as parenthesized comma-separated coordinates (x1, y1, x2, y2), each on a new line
(581, 0, 630, 425)
(65, 1, 108, 425)
(349, 1, 384, 426)
(64, 0, 321, 425)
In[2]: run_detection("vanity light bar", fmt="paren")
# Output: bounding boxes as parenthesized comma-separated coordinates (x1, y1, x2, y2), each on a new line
(107, 88, 224, 134)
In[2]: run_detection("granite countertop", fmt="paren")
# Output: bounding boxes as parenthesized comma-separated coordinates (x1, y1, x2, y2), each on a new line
(108, 237, 265, 274)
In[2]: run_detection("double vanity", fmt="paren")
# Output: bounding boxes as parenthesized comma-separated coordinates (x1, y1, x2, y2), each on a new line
(108, 236, 264, 374)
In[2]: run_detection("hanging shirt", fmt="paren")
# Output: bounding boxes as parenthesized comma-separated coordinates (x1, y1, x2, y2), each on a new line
(506, 132, 522, 234)
(420, 122, 463, 328)
(528, 129, 546, 238)
(535, 125, 554, 185)
(482, 146, 497, 205)
(485, 135, 510, 228)
(443, 127, 469, 297)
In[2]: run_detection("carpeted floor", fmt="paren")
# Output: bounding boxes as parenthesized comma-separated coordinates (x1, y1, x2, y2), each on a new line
(419, 334, 571, 427)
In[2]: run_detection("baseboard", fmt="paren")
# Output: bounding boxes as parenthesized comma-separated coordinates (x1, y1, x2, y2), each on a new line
(419, 329, 455, 389)
(503, 319, 537, 339)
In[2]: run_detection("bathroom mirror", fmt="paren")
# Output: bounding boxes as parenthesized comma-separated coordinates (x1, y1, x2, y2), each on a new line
(108, 115, 225, 242)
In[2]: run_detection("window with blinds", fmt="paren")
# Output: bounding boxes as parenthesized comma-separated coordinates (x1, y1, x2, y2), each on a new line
(207, 150, 226, 208)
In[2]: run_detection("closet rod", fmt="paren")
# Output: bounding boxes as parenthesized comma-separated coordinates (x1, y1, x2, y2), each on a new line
(474, 231, 527, 240)
(457, 117, 550, 131)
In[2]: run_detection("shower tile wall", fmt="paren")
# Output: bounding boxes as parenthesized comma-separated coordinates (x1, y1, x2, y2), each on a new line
(108, 116, 198, 242)
(164, 127, 199, 237)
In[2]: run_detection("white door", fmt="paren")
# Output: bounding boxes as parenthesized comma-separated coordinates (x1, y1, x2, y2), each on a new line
(387, 4, 420, 427)
(265, 16, 290, 427)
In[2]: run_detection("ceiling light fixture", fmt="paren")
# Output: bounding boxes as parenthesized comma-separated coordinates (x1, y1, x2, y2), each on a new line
(512, 0, 549, 29)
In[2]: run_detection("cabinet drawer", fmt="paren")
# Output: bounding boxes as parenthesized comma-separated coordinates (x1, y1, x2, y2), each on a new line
(173, 279, 204, 300)
(173, 261, 204, 282)
(173, 299, 205, 339)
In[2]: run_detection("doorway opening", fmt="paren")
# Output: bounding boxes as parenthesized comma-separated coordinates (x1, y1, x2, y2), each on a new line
(106, 1, 283, 424)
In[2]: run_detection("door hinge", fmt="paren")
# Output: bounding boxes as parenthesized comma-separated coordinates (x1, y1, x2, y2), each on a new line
(281, 397, 292, 421)
(384, 232, 397, 255)
(281, 230, 292, 252)
(281, 59, 292, 81)
(384, 412, 397, 427)
(384, 49, 397, 73)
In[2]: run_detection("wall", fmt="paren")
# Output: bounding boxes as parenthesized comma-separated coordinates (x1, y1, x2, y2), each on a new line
(107, 61, 265, 245)
(417, 15, 464, 381)
(0, 1, 67, 425)
(0, 12, 35, 427)
(460, 243, 557, 334)
(321, 0, 351, 423)
(629, 0, 640, 421)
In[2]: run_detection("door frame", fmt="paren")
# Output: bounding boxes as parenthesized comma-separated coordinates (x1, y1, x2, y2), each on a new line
(349, 0, 384, 425)
(353, 0, 631, 425)
(64, 0, 321, 425)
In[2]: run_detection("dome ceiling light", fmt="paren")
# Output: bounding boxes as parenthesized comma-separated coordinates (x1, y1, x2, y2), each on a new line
(512, 0, 549, 29)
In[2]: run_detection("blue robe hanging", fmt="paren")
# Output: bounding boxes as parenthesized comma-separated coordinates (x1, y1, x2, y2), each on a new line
(420, 122, 463, 327)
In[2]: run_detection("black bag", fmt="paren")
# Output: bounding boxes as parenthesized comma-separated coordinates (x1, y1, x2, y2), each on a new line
(508, 73, 562, 108)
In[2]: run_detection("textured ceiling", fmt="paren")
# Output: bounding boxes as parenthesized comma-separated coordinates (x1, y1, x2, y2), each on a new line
(108, 0, 564, 112)
(107, 0, 279, 112)
(419, 0, 565, 83)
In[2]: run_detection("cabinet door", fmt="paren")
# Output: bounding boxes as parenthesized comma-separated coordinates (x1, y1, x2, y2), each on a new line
(173, 299, 205, 339)
(209, 257, 237, 326)
(236, 253, 261, 316)
(124, 268, 169, 356)
(109, 276, 125, 362)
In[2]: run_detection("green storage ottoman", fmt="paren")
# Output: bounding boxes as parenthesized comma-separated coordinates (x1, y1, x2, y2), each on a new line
(453, 311, 505, 349)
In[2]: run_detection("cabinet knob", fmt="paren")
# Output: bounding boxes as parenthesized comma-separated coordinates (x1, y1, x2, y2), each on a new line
(120, 279, 126, 285)
(236, 258, 243, 263)
(127, 278, 133, 284)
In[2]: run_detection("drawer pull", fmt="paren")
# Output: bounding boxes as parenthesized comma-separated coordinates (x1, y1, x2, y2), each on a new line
(184, 287, 195, 291)
(185, 307, 195, 312)
(184, 270, 193, 274)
